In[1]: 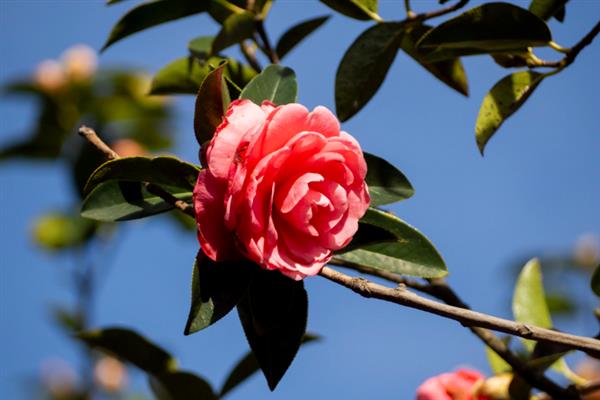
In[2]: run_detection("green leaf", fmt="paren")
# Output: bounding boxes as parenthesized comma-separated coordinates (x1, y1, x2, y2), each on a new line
(364, 152, 414, 206)
(212, 11, 256, 54)
(188, 36, 214, 60)
(107, 0, 129, 4)
(342, 222, 398, 252)
(84, 156, 199, 196)
(184, 252, 253, 335)
(417, 3, 552, 60)
(399, 24, 469, 96)
(475, 71, 544, 154)
(486, 343, 512, 374)
(32, 211, 96, 250)
(240, 64, 297, 105)
(335, 22, 404, 121)
(553, 5, 566, 22)
(319, 0, 381, 21)
(149, 371, 217, 400)
(194, 61, 231, 147)
(77, 327, 177, 374)
(237, 270, 308, 390)
(220, 334, 319, 397)
(150, 57, 211, 95)
(207, 0, 246, 24)
(513, 258, 552, 352)
(529, 0, 569, 21)
(81, 180, 192, 222)
(103, 0, 209, 50)
(334, 207, 447, 278)
(592, 265, 600, 297)
(275, 16, 330, 59)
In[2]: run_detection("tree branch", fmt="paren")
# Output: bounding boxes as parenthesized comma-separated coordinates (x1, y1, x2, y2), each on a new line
(255, 19, 279, 64)
(240, 42, 263, 73)
(332, 262, 579, 399)
(408, 0, 469, 22)
(319, 266, 600, 358)
(78, 126, 195, 218)
(533, 20, 600, 69)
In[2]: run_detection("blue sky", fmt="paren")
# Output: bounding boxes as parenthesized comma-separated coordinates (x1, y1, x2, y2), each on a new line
(1, 1, 599, 399)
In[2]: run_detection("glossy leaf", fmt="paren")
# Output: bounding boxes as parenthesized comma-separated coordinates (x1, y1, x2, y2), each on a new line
(336, 22, 404, 121)
(592, 265, 600, 297)
(334, 207, 447, 278)
(220, 334, 319, 397)
(77, 327, 177, 374)
(275, 15, 330, 59)
(364, 152, 413, 206)
(342, 222, 398, 252)
(475, 71, 544, 154)
(188, 36, 214, 60)
(184, 252, 253, 335)
(194, 61, 231, 147)
(103, 0, 208, 50)
(212, 11, 256, 54)
(240, 64, 297, 105)
(32, 212, 96, 251)
(529, 0, 569, 21)
(149, 371, 217, 400)
(399, 24, 469, 96)
(417, 3, 552, 60)
(84, 156, 199, 196)
(513, 258, 552, 352)
(319, 0, 381, 21)
(237, 270, 308, 390)
(81, 180, 192, 222)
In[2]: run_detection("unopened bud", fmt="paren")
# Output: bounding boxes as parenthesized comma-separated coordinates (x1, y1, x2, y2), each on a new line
(34, 60, 67, 92)
(94, 356, 127, 393)
(477, 373, 512, 400)
(61, 44, 97, 81)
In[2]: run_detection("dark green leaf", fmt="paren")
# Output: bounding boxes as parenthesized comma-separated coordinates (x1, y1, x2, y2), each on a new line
(149, 371, 217, 400)
(194, 61, 231, 147)
(212, 11, 256, 54)
(334, 207, 447, 278)
(240, 64, 297, 105)
(529, 0, 568, 21)
(335, 22, 404, 121)
(33, 211, 97, 250)
(237, 270, 308, 390)
(103, 0, 209, 50)
(220, 334, 319, 397)
(77, 327, 176, 374)
(513, 258, 552, 352)
(84, 156, 199, 196)
(475, 71, 544, 154)
(342, 222, 398, 253)
(188, 36, 214, 60)
(364, 152, 414, 206)
(399, 24, 468, 96)
(417, 3, 552, 60)
(107, 0, 129, 4)
(81, 180, 192, 222)
(592, 265, 600, 297)
(207, 0, 246, 24)
(319, 0, 381, 21)
(185, 252, 253, 335)
(275, 16, 330, 59)
(553, 5, 566, 22)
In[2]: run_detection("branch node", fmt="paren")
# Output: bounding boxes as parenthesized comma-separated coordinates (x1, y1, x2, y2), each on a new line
(350, 277, 372, 297)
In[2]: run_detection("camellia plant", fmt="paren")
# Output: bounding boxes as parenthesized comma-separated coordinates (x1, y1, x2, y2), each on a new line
(6, 0, 600, 399)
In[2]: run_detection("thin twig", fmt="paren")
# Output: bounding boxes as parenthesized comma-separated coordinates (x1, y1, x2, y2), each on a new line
(533, 20, 600, 69)
(255, 19, 279, 64)
(319, 266, 600, 358)
(78, 126, 195, 218)
(333, 262, 578, 399)
(408, 0, 469, 22)
(240, 42, 263, 73)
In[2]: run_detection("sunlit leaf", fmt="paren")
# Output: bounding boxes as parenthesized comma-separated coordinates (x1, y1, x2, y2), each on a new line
(237, 270, 308, 390)
(77, 327, 177, 374)
(335, 22, 404, 121)
(32, 211, 97, 250)
(475, 71, 544, 154)
(184, 252, 253, 335)
(364, 152, 414, 206)
(417, 3, 551, 61)
(319, 0, 380, 21)
(334, 207, 447, 278)
(103, 0, 209, 50)
(275, 16, 330, 59)
(188, 36, 214, 60)
(529, 0, 569, 21)
(240, 64, 297, 105)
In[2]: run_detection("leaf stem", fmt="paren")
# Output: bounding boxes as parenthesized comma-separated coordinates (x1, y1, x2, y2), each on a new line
(403, 0, 416, 19)
(255, 19, 279, 64)
(78, 126, 195, 218)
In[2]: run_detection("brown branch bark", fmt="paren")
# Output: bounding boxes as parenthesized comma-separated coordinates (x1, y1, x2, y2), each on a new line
(78, 126, 195, 218)
(319, 267, 600, 357)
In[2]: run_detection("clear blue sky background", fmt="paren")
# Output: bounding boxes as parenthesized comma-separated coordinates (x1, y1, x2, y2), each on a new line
(1, 1, 599, 399)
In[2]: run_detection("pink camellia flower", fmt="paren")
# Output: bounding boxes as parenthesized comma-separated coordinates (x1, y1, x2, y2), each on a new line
(416, 369, 489, 400)
(193, 100, 370, 280)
